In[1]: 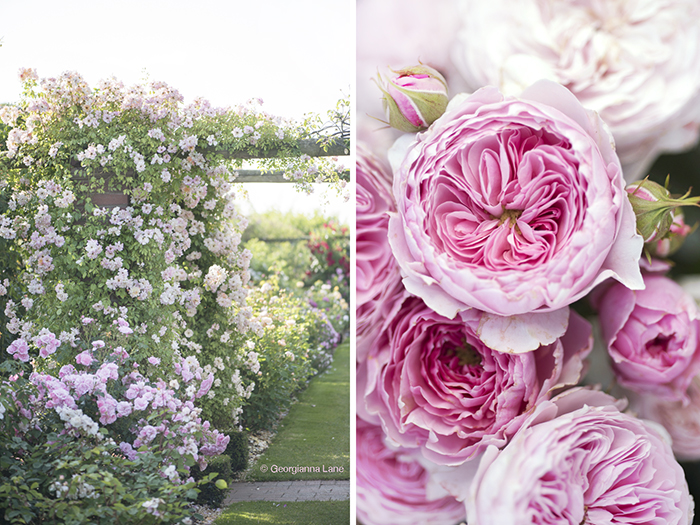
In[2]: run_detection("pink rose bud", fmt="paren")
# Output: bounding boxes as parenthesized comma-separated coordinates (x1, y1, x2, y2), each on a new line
(650, 211, 693, 258)
(626, 178, 699, 257)
(596, 273, 700, 403)
(376, 64, 448, 132)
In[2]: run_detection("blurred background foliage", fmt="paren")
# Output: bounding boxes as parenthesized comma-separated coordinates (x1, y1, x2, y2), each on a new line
(649, 143, 700, 277)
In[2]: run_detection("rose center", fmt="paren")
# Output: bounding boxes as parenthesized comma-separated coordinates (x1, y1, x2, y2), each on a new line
(645, 334, 673, 356)
(445, 341, 482, 368)
(497, 208, 523, 227)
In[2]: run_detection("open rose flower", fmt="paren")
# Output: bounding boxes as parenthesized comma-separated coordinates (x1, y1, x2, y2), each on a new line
(361, 294, 592, 465)
(467, 388, 694, 525)
(596, 273, 700, 403)
(452, 0, 700, 181)
(631, 377, 700, 462)
(356, 145, 406, 362)
(356, 417, 466, 525)
(388, 81, 643, 323)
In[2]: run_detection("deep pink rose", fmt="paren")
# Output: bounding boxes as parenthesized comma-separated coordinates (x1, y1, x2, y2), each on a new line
(596, 273, 700, 402)
(631, 377, 700, 462)
(356, 417, 466, 525)
(388, 81, 643, 321)
(467, 388, 694, 525)
(361, 294, 592, 465)
(356, 146, 406, 362)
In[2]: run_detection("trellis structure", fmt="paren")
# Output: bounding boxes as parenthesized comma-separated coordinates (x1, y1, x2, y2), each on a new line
(78, 137, 350, 209)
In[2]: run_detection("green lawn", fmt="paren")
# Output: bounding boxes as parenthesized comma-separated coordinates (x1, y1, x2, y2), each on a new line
(214, 501, 350, 525)
(247, 341, 350, 481)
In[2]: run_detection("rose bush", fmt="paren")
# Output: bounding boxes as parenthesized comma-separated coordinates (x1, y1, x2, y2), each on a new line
(388, 81, 643, 324)
(467, 388, 694, 525)
(452, 0, 700, 181)
(360, 294, 592, 465)
(596, 273, 700, 402)
(0, 327, 228, 524)
(356, 417, 466, 525)
(239, 276, 341, 430)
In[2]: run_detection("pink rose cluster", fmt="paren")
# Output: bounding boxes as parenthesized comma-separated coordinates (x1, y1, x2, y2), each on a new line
(27, 339, 228, 477)
(357, 47, 696, 522)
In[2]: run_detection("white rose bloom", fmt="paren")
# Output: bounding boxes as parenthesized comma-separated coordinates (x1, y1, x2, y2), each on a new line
(453, 0, 700, 181)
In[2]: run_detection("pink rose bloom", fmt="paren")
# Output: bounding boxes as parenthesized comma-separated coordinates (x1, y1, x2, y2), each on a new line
(631, 377, 700, 462)
(452, 0, 700, 181)
(356, 146, 406, 362)
(361, 295, 592, 465)
(196, 372, 214, 398)
(72, 374, 97, 398)
(148, 356, 161, 366)
(356, 417, 466, 525)
(119, 441, 138, 461)
(199, 431, 231, 456)
(116, 401, 133, 418)
(133, 396, 150, 411)
(467, 388, 694, 525)
(96, 362, 119, 383)
(388, 82, 643, 325)
(7, 338, 30, 362)
(596, 273, 700, 402)
(116, 317, 133, 335)
(35, 331, 61, 358)
(75, 350, 94, 367)
(97, 393, 118, 425)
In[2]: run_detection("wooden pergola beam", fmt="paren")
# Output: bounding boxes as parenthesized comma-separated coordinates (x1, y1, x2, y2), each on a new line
(234, 169, 350, 183)
(203, 137, 349, 160)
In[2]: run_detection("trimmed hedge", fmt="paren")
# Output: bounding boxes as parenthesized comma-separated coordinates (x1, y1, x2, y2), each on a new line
(224, 430, 249, 473)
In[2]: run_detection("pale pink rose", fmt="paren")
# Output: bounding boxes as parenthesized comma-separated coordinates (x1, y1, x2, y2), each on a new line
(630, 377, 700, 462)
(361, 294, 592, 465)
(452, 0, 700, 181)
(35, 331, 61, 358)
(75, 350, 94, 367)
(467, 388, 694, 525)
(596, 273, 700, 402)
(97, 393, 118, 425)
(7, 338, 30, 362)
(196, 373, 214, 398)
(356, 146, 406, 362)
(356, 417, 466, 525)
(388, 82, 643, 322)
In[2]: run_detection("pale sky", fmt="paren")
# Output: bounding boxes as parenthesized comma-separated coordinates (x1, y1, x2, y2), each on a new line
(0, 0, 353, 222)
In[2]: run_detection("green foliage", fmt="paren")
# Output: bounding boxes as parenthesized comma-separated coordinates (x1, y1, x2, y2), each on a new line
(240, 277, 319, 430)
(242, 210, 328, 286)
(224, 430, 249, 473)
(191, 455, 232, 508)
(248, 342, 350, 482)
(0, 183, 22, 355)
(0, 424, 211, 525)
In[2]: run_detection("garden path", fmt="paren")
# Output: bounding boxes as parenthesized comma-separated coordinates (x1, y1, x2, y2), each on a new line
(223, 479, 350, 504)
